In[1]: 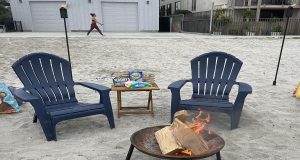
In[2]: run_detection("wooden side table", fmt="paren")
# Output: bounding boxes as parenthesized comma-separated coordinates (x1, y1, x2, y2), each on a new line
(111, 83, 160, 118)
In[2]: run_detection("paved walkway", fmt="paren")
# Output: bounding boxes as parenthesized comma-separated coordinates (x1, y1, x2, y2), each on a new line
(1, 32, 300, 39)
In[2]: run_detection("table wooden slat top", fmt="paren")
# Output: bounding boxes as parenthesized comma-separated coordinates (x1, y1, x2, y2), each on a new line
(111, 83, 160, 91)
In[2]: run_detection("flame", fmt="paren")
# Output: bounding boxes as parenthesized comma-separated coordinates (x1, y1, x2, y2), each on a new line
(176, 149, 192, 156)
(190, 110, 211, 134)
(173, 110, 211, 156)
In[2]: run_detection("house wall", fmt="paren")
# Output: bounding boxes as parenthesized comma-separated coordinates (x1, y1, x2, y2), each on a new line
(9, 0, 66, 31)
(9, 0, 159, 31)
(160, 0, 179, 14)
(196, 0, 230, 12)
(160, 0, 192, 13)
(196, 0, 213, 12)
(160, 0, 231, 13)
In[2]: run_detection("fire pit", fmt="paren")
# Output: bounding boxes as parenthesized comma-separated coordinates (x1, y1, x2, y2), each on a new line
(126, 125, 225, 160)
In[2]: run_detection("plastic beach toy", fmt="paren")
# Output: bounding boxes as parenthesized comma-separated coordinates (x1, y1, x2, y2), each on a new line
(0, 82, 20, 113)
(294, 82, 300, 98)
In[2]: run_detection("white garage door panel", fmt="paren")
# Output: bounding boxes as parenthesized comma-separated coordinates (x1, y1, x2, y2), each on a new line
(30, 1, 65, 31)
(102, 2, 138, 32)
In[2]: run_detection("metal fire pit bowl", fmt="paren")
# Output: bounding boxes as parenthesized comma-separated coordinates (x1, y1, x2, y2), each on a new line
(126, 125, 225, 160)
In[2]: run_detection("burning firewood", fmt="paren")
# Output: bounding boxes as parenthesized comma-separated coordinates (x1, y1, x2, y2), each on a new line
(175, 149, 192, 156)
(174, 110, 189, 123)
(155, 110, 210, 156)
(154, 126, 183, 155)
(171, 118, 209, 155)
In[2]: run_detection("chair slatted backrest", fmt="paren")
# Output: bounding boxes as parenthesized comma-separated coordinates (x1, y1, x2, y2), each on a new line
(191, 52, 243, 100)
(12, 53, 77, 106)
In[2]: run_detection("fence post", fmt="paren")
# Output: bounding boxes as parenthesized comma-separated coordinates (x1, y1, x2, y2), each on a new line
(170, 17, 173, 32)
(209, 2, 214, 34)
(13, 21, 17, 31)
(20, 21, 23, 32)
(181, 14, 184, 32)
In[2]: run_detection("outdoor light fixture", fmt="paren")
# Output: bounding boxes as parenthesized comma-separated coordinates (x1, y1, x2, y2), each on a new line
(88, 0, 91, 3)
(273, 6, 293, 86)
(60, 7, 68, 18)
(19, 0, 22, 3)
(59, 6, 72, 78)
(146, 1, 150, 4)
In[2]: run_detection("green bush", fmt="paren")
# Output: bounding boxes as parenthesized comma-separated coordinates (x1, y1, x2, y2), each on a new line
(213, 9, 231, 25)
(0, 0, 9, 6)
(270, 17, 280, 23)
(174, 10, 192, 15)
(159, 11, 166, 16)
(0, 4, 11, 22)
(242, 9, 256, 18)
(273, 25, 282, 32)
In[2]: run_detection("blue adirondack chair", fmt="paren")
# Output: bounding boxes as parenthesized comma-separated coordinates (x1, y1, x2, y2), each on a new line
(12, 52, 115, 141)
(168, 52, 252, 129)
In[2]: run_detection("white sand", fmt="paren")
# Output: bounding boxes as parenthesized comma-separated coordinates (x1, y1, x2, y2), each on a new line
(0, 32, 299, 160)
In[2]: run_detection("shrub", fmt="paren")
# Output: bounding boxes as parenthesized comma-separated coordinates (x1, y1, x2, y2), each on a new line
(242, 9, 256, 18)
(213, 9, 231, 25)
(0, 4, 11, 22)
(174, 10, 192, 15)
(273, 25, 282, 32)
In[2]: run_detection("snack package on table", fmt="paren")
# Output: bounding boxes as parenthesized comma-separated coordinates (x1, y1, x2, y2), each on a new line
(129, 70, 143, 81)
(125, 81, 152, 89)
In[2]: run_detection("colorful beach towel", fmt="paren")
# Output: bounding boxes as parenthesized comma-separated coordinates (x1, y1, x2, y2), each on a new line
(0, 82, 20, 114)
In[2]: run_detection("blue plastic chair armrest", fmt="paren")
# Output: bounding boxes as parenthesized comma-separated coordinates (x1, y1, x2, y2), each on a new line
(14, 88, 40, 102)
(236, 82, 252, 94)
(76, 82, 111, 93)
(168, 79, 190, 90)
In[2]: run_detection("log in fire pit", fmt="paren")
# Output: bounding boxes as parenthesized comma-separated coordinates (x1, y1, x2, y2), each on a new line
(126, 125, 224, 160)
(126, 110, 225, 160)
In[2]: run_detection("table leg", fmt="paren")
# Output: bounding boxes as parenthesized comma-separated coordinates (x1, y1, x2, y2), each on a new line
(216, 152, 221, 160)
(147, 91, 151, 110)
(125, 144, 134, 160)
(117, 91, 122, 118)
(149, 91, 154, 117)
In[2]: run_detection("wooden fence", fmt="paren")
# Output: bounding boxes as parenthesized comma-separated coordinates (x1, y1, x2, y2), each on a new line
(214, 18, 300, 35)
(166, 9, 300, 35)
(173, 16, 300, 35)
(183, 19, 210, 33)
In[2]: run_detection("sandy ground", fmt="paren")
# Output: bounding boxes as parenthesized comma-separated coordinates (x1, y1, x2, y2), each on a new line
(0, 32, 299, 160)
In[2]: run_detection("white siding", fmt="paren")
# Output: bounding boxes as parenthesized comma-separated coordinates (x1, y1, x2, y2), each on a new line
(9, 0, 159, 32)
(67, 0, 94, 31)
(141, 0, 159, 30)
(30, 1, 65, 31)
(9, 0, 32, 31)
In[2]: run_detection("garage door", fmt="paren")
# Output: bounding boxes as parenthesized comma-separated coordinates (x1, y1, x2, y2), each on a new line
(30, 1, 66, 32)
(102, 2, 138, 32)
